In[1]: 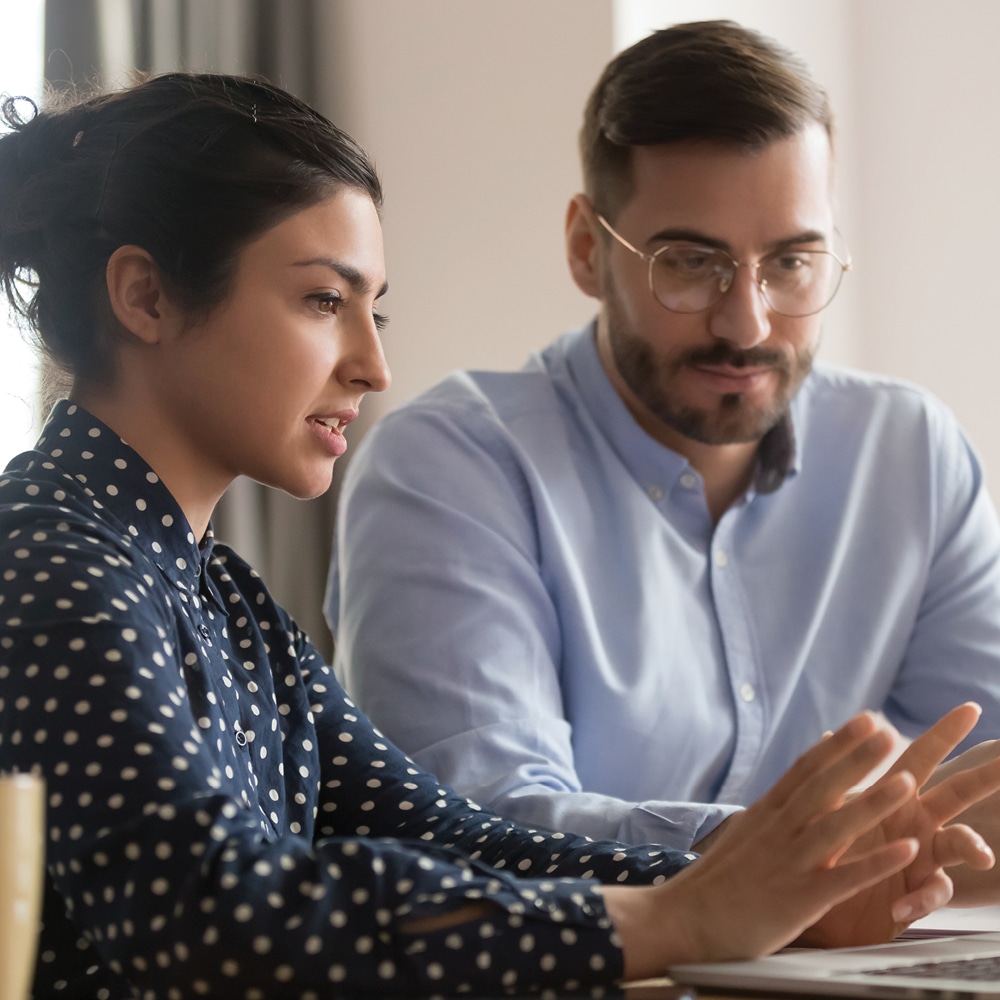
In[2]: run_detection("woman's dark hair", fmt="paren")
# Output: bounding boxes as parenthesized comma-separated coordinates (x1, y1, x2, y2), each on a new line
(0, 72, 383, 387)
(581, 20, 833, 219)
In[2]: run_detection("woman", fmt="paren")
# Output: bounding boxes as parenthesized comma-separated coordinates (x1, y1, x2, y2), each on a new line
(0, 72, 997, 999)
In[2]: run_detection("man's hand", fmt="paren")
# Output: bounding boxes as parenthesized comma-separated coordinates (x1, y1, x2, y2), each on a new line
(924, 738, 1000, 906)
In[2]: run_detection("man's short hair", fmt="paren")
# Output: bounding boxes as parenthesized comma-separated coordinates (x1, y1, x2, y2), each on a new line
(581, 20, 833, 219)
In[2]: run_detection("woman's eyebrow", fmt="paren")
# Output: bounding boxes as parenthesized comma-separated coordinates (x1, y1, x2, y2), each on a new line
(293, 257, 388, 298)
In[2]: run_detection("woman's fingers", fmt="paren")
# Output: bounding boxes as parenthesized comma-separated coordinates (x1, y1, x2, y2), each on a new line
(773, 729, 900, 839)
(890, 703, 982, 788)
(821, 836, 919, 903)
(750, 715, 915, 873)
(802, 771, 916, 869)
(760, 712, 887, 813)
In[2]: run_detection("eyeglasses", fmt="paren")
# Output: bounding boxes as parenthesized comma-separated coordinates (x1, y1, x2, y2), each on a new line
(596, 214, 851, 318)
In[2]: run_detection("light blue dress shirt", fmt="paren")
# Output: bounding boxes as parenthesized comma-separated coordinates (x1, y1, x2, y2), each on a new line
(327, 323, 1000, 851)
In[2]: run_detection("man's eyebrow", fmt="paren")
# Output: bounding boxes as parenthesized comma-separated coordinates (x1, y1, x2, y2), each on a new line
(293, 257, 389, 298)
(646, 227, 829, 253)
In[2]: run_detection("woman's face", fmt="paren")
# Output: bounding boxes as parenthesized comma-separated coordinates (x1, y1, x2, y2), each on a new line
(153, 187, 390, 501)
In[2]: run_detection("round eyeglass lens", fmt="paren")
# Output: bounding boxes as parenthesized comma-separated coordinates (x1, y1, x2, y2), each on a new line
(757, 250, 843, 317)
(648, 246, 726, 314)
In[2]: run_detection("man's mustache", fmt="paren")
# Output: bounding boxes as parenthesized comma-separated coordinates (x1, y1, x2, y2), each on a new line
(679, 343, 791, 372)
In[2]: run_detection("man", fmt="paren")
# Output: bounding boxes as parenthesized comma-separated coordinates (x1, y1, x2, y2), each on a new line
(326, 21, 1000, 897)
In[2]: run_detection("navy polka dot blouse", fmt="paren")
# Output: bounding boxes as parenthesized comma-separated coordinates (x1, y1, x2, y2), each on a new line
(0, 402, 694, 999)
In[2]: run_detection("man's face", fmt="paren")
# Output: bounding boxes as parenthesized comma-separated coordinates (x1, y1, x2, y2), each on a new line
(593, 125, 835, 451)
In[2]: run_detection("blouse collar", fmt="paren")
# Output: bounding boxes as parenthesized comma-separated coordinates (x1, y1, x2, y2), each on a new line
(31, 400, 228, 613)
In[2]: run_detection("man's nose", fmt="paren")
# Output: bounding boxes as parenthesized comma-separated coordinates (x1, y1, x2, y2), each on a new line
(707, 264, 771, 348)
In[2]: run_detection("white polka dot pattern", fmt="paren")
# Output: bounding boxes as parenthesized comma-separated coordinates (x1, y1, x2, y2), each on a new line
(0, 402, 693, 998)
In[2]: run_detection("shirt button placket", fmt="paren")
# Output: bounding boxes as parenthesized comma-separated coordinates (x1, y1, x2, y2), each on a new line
(709, 525, 766, 800)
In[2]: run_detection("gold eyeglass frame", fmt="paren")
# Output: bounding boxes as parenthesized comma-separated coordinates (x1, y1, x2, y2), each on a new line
(595, 212, 852, 319)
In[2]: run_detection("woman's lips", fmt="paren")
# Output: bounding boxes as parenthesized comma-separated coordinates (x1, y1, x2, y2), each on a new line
(307, 413, 354, 457)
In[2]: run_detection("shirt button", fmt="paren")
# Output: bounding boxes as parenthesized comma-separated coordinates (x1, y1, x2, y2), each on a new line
(739, 682, 756, 703)
(198, 623, 211, 639)
(714, 549, 728, 568)
(679, 472, 697, 489)
(646, 484, 663, 502)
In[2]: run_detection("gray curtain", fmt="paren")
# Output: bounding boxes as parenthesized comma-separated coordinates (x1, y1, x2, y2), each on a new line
(44, 0, 343, 658)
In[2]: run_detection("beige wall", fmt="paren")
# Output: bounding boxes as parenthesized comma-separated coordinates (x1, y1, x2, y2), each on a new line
(315, 0, 614, 418)
(852, 0, 1000, 472)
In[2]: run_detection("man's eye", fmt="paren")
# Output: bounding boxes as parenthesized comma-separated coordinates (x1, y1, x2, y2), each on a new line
(661, 248, 719, 278)
(680, 255, 709, 272)
(774, 254, 809, 272)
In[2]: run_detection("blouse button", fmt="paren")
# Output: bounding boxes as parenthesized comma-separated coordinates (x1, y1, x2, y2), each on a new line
(646, 484, 663, 502)
(679, 472, 697, 489)
(198, 623, 211, 639)
(234, 722, 248, 748)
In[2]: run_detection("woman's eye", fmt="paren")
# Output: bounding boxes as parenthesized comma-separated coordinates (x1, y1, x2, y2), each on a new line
(313, 294, 342, 315)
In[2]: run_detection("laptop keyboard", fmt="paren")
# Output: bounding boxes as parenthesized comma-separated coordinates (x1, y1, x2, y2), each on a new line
(862, 955, 1000, 982)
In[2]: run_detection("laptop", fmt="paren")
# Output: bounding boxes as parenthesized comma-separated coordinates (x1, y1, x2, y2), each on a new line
(669, 930, 1000, 997)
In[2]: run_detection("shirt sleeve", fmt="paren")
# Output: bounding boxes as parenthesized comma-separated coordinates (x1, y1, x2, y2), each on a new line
(0, 521, 695, 997)
(328, 395, 739, 851)
(883, 400, 1000, 747)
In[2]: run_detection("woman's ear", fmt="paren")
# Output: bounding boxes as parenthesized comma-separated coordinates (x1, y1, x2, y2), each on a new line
(565, 194, 602, 300)
(104, 246, 169, 345)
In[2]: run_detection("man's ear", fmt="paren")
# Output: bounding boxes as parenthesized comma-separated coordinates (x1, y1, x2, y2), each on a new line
(565, 194, 602, 300)
(105, 245, 170, 345)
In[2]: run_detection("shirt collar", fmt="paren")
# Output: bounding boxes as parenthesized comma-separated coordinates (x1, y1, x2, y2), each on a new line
(755, 413, 798, 494)
(32, 400, 228, 613)
(560, 321, 800, 497)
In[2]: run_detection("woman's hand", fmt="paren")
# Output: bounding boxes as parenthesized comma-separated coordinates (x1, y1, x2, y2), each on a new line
(601, 705, 1000, 982)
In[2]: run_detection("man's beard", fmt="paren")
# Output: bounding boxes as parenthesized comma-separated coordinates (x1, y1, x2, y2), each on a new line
(605, 291, 816, 446)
